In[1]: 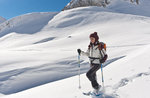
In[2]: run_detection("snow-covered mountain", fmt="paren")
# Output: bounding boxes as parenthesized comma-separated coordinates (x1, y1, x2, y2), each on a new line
(0, 16, 6, 24)
(0, 12, 58, 37)
(0, 0, 150, 98)
(62, 0, 150, 17)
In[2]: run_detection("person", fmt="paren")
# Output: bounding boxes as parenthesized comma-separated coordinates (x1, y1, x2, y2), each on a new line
(77, 32, 107, 92)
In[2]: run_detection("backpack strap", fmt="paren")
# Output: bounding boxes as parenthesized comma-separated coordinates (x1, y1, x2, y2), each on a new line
(98, 42, 107, 58)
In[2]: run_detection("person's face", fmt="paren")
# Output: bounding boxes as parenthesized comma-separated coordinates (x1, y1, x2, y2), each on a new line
(90, 37, 95, 44)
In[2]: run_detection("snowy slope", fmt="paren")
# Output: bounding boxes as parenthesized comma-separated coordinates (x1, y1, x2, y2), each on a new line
(0, 6, 149, 98)
(3, 44, 150, 98)
(0, 17, 6, 24)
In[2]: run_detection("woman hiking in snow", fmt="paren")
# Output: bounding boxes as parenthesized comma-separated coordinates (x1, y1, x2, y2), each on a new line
(77, 32, 107, 92)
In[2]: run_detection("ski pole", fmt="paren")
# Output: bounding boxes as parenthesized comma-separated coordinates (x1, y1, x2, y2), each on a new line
(78, 54, 81, 89)
(100, 63, 105, 98)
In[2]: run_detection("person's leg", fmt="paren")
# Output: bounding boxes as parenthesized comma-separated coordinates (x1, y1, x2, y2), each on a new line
(86, 64, 101, 89)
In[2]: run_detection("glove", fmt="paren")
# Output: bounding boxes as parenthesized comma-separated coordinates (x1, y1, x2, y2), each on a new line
(77, 49, 81, 55)
(100, 54, 108, 63)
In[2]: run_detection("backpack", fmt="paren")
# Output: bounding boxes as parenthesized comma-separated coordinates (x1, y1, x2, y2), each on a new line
(98, 42, 106, 51)
(98, 42, 108, 63)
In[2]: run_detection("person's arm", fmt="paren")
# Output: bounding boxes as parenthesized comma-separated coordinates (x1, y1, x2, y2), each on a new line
(81, 49, 90, 57)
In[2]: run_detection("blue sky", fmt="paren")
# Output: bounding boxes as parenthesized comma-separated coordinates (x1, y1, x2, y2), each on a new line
(0, 0, 70, 19)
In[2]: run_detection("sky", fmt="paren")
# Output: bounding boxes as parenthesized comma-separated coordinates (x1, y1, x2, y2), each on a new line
(0, 0, 70, 19)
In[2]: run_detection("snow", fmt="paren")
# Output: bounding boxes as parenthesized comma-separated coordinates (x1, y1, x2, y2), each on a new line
(0, 1, 150, 98)
(2, 44, 150, 98)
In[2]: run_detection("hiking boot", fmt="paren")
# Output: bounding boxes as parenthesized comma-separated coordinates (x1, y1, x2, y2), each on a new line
(94, 85, 102, 94)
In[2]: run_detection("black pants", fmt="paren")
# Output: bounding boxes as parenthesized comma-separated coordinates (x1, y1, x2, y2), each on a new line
(86, 63, 101, 89)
